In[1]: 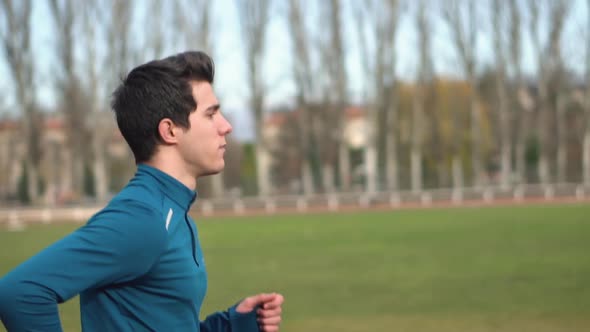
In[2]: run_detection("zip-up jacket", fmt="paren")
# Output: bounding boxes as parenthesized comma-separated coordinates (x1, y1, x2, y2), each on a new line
(0, 164, 259, 332)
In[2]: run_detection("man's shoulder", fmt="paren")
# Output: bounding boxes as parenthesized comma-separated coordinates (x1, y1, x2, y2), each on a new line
(88, 184, 166, 229)
(87, 197, 169, 244)
(110, 180, 165, 212)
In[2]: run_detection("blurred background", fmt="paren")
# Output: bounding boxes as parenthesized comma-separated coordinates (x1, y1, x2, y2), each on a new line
(1, 1, 590, 331)
(1, 0, 589, 206)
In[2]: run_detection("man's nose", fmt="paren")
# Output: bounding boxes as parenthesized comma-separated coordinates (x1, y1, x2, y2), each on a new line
(220, 115, 233, 135)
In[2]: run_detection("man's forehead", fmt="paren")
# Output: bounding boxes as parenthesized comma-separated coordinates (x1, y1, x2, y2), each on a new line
(191, 81, 217, 102)
(190, 80, 213, 91)
(191, 82, 215, 98)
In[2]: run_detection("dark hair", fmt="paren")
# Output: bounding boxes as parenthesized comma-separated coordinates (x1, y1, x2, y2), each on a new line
(111, 51, 215, 163)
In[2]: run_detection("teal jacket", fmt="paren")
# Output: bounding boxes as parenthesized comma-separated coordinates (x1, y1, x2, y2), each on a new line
(0, 164, 259, 332)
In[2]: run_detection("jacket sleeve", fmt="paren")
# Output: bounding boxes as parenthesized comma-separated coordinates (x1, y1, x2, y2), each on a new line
(0, 200, 168, 332)
(199, 304, 260, 332)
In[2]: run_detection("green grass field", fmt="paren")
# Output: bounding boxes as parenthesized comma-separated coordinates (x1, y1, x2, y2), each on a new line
(1, 204, 590, 332)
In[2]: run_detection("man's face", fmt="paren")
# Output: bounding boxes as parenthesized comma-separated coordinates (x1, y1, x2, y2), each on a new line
(177, 81, 232, 178)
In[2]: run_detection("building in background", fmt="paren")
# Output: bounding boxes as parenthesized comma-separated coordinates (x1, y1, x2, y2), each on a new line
(0, 113, 129, 206)
(262, 106, 368, 194)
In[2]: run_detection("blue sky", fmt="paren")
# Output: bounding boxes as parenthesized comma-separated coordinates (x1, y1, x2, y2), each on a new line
(1, 0, 588, 141)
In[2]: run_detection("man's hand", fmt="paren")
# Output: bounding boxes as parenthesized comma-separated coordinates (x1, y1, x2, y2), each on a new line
(236, 293, 284, 332)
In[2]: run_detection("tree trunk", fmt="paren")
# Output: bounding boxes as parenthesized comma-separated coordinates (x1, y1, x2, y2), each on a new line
(491, 0, 512, 189)
(365, 133, 378, 194)
(584, 132, 590, 186)
(365, 102, 379, 194)
(236, 0, 271, 197)
(8, 144, 20, 196)
(23, 104, 41, 203)
(0, 0, 40, 204)
(92, 133, 108, 201)
(537, 105, 551, 185)
(324, 0, 349, 192)
(500, 142, 512, 187)
(255, 143, 270, 196)
(498, 85, 512, 188)
(584, 0, 590, 186)
(411, 148, 422, 193)
(322, 163, 335, 193)
(385, 87, 399, 191)
(470, 89, 484, 187)
(302, 159, 314, 195)
(452, 155, 464, 189)
(385, 125, 399, 191)
(61, 147, 73, 197)
(338, 141, 350, 191)
(528, 0, 567, 185)
(437, 160, 448, 188)
(411, 88, 424, 193)
(538, 156, 550, 185)
(74, 156, 84, 197)
(556, 94, 567, 183)
(300, 107, 315, 196)
(508, 0, 525, 185)
(25, 157, 39, 204)
(515, 121, 527, 184)
(443, 1, 482, 188)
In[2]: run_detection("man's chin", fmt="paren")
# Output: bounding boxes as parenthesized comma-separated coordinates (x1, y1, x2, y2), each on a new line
(199, 165, 224, 177)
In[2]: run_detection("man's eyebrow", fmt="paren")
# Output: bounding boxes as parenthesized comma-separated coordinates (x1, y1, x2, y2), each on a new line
(205, 104, 220, 112)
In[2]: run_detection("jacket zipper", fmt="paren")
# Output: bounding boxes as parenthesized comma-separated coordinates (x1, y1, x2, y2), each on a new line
(184, 213, 199, 267)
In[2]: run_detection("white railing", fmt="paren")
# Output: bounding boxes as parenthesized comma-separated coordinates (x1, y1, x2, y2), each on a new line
(1, 183, 589, 229)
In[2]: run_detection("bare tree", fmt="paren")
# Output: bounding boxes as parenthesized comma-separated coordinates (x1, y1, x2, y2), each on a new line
(443, 0, 484, 188)
(50, 0, 89, 198)
(0, 0, 41, 203)
(353, 2, 376, 193)
(236, 0, 272, 196)
(383, 0, 401, 192)
(528, 0, 568, 185)
(92, 0, 136, 200)
(354, 0, 401, 193)
(287, 0, 315, 195)
(508, 0, 527, 184)
(584, 0, 590, 186)
(491, 0, 512, 188)
(312, 0, 349, 193)
(552, 3, 570, 184)
(175, 0, 211, 52)
(87, 0, 136, 201)
(556, 87, 568, 183)
(83, 1, 109, 202)
(325, 0, 351, 191)
(143, 0, 167, 61)
(429, 84, 447, 188)
(411, 0, 432, 193)
(110, 0, 138, 178)
(109, 0, 135, 83)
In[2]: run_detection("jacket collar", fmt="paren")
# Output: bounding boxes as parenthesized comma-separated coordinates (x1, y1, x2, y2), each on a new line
(136, 164, 197, 211)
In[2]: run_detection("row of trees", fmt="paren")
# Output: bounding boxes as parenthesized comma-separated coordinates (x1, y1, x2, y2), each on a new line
(1, 0, 589, 203)
(1, 0, 215, 203)
(265, 0, 590, 195)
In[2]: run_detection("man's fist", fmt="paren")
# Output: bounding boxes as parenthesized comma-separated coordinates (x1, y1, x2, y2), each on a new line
(236, 293, 284, 332)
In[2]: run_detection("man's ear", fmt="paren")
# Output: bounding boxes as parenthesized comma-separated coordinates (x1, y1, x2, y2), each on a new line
(158, 118, 181, 144)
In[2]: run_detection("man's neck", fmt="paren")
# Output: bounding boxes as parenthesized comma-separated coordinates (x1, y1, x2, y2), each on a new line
(143, 156, 198, 191)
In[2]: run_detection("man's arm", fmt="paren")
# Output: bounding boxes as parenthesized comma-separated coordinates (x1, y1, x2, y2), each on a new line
(199, 304, 259, 332)
(199, 293, 284, 332)
(0, 200, 168, 332)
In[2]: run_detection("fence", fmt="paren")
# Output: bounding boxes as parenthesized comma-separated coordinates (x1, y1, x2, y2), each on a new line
(1, 183, 589, 229)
